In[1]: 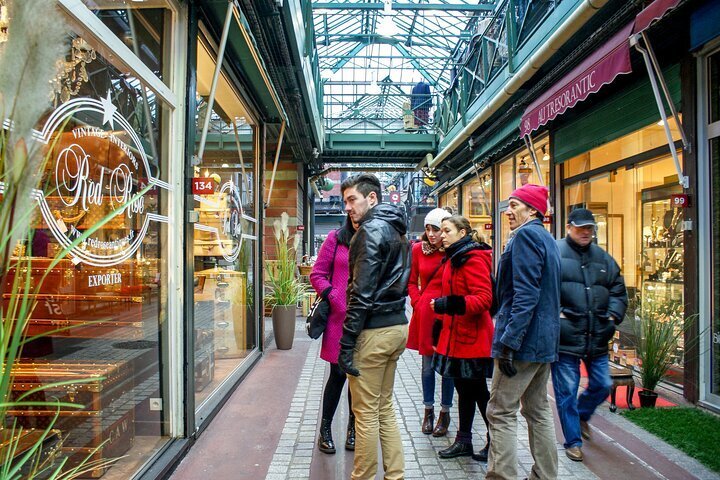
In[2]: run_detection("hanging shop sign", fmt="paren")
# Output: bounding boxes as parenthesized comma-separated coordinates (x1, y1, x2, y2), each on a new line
(3, 93, 171, 267)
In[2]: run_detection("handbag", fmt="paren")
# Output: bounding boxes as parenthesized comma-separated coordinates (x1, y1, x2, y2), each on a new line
(305, 239, 339, 339)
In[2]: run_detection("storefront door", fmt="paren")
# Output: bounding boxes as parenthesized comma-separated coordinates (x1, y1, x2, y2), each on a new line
(189, 29, 261, 427)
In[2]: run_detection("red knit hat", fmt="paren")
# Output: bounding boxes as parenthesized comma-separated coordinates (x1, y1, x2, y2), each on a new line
(509, 184, 550, 215)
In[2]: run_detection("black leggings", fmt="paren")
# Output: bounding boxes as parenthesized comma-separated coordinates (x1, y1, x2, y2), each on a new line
(321, 362, 353, 421)
(454, 377, 490, 440)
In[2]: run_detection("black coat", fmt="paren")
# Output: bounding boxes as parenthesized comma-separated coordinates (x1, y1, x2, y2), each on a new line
(341, 204, 411, 348)
(558, 237, 628, 358)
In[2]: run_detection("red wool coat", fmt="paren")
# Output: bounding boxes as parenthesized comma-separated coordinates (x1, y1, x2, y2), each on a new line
(407, 242, 445, 356)
(435, 248, 494, 359)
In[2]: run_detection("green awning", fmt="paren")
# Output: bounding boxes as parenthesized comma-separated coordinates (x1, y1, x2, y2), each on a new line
(553, 64, 681, 163)
(472, 113, 522, 162)
(203, 2, 288, 124)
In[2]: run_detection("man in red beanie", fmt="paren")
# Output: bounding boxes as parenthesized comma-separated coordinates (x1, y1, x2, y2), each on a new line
(486, 183, 561, 480)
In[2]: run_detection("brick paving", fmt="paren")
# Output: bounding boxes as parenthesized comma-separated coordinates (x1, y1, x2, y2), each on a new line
(266, 339, 597, 480)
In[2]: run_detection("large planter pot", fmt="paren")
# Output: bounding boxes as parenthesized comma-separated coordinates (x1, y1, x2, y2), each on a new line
(272, 305, 297, 350)
(638, 389, 658, 408)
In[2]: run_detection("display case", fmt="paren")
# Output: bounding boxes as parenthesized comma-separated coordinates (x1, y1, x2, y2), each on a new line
(638, 184, 685, 384)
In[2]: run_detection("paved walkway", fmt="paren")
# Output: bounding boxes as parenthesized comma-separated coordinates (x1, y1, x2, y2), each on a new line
(171, 318, 719, 480)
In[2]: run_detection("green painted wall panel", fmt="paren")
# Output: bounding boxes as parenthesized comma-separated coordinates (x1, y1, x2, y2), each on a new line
(553, 64, 682, 163)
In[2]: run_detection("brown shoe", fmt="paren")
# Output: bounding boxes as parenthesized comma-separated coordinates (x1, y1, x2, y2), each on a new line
(565, 446, 583, 462)
(432, 411, 450, 437)
(421, 408, 434, 434)
(580, 420, 591, 440)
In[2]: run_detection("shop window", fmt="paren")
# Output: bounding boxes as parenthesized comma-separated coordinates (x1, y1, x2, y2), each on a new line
(191, 35, 258, 413)
(563, 126, 685, 388)
(711, 137, 720, 395)
(463, 170, 493, 245)
(80, 1, 172, 84)
(440, 187, 459, 214)
(497, 136, 551, 250)
(564, 117, 683, 178)
(3, 22, 174, 478)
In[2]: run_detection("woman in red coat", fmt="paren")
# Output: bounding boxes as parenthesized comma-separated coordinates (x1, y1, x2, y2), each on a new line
(431, 215, 494, 462)
(407, 208, 455, 437)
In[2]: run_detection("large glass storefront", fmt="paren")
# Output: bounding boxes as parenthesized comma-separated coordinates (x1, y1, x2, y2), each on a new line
(562, 119, 685, 387)
(2, 1, 184, 477)
(439, 186, 459, 214)
(462, 169, 494, 245)
(706, 48, 720, 400)
(191, 31, 260, 417)
(496, 136, 551, 251)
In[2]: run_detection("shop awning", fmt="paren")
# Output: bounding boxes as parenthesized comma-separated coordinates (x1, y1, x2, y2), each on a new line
(633, 0, 682, 35)
(519, 22, 634, 138)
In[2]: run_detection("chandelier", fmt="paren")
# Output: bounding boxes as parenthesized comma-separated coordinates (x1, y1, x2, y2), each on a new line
(51, 37, 96, 104)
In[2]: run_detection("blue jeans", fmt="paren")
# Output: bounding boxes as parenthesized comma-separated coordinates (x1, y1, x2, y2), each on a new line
(421, 355, 454, 409)
(551, 353, 611, 448)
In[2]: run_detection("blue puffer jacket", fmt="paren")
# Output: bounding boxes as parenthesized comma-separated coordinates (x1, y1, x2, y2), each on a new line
(492, 219, 561, 363)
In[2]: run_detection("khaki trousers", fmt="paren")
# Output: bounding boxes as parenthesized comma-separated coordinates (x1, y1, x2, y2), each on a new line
(486, 361, 558, 480)
(347, 324, 408, 480)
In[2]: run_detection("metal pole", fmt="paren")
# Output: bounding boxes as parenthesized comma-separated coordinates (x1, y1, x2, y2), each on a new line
(633, 37, 688, 189)
(641, 31, 690, 153)
(196, 2, 234, 164)
(265, 120, 286, 207)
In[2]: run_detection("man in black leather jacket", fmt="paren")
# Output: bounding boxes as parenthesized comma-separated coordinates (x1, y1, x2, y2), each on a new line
(551, 208, 627, 463)
(338, 173, 410, 480)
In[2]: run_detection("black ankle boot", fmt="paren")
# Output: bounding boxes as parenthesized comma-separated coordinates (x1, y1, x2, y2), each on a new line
(345, 413, 355, 451)
(472, 442, 489, 462)
(473, 432, 490, 462)
(438, 440, 473, 459)
(318, 418, 335, 454)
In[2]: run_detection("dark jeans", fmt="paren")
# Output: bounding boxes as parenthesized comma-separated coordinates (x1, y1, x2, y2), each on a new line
(322, 362, 352, 421)
(454, 377, 490, 444)
(421, 355, 454, 409)
(551, 353, 611, 448)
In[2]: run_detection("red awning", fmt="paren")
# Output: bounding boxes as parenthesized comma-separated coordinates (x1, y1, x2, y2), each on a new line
(520, 22, 634, 138)
(633, 0, 682, 35)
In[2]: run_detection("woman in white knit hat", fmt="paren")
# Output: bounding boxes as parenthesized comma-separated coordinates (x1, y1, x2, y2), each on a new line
(406, 207, 455, 437)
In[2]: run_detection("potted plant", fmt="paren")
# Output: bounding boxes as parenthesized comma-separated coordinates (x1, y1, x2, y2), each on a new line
(265, 212, 305, 350)
(632, 294, 685, 408)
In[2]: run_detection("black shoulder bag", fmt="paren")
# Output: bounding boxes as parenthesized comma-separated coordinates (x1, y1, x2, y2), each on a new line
(306, 240, 339, 339)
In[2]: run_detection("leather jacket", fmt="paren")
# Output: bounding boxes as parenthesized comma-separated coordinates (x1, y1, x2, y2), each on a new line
(341, 203, 411, 348)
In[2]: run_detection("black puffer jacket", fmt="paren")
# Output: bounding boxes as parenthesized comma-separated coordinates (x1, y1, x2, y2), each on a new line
(558, 237, 628, 358)
(341, 204, 411, 348)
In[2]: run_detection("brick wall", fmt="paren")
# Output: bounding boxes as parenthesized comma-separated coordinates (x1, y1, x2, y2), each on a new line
(264, 153, 303, 261)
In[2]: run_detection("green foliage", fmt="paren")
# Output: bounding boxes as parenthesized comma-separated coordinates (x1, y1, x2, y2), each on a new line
(623, 407, 720, 473)
(264, 212, 305, 308)
(632, 295, 688, 392)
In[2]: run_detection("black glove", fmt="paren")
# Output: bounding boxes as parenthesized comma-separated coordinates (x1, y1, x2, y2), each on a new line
(497, 345, 517, 378)
(338, 347, 360, 377)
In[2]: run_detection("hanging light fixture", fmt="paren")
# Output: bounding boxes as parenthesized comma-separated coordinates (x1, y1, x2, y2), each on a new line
(541, 145, 550, 162)
(0, 2, 8, 44)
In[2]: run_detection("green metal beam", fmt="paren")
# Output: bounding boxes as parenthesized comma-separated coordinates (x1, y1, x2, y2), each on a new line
(326, 133, 436, 152)
(314, 3, 494, 12)
(330, 42, 367, 72)
(394, 44, 434, 84)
